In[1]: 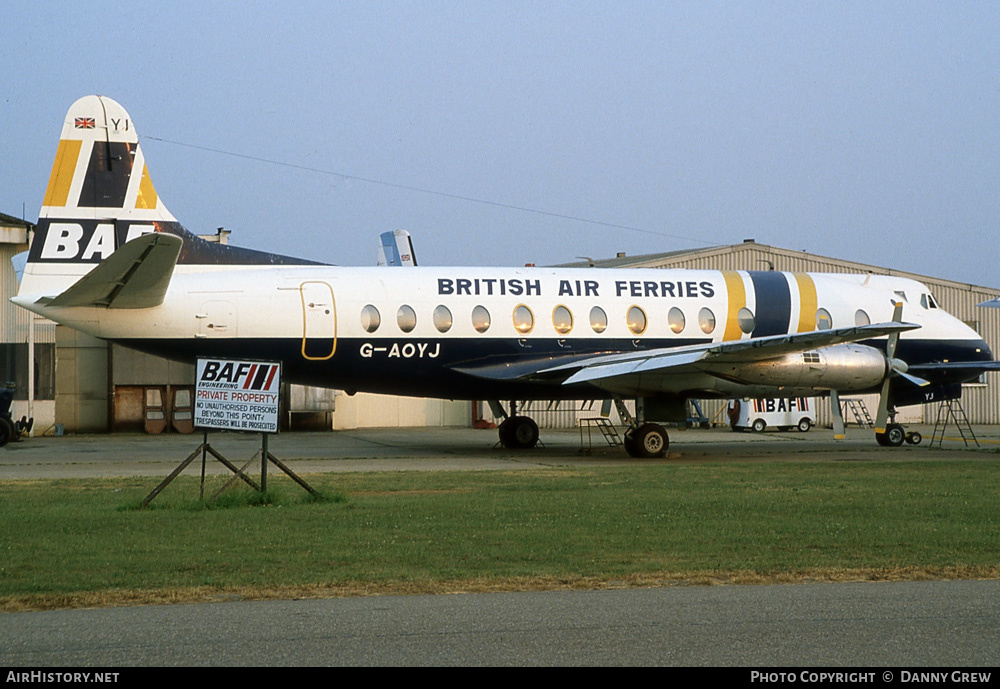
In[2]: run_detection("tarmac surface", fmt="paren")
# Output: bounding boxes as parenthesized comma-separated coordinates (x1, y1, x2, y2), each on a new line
(1, 423, 998, 479)
(3, 580, 999, 666)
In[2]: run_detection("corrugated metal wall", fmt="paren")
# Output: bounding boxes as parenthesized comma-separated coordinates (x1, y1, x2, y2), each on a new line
(2, 245, 56, 346)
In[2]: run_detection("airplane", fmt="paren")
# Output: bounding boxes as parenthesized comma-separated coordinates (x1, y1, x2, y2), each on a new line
(377, 229, 417, 267)
(11, 95, 1000, 458)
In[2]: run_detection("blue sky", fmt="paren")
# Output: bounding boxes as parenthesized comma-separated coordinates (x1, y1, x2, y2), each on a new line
(3, 1, 998, 286)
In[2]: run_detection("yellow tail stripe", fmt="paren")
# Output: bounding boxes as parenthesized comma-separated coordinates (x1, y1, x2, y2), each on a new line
(722, 271, 745, 341)
(42, 139, 82, 207)
(135, 164, 158, 209)
(793, 273, 817, 333)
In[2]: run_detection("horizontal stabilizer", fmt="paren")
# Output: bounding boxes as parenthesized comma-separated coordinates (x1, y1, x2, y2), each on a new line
(45, 233, 182, 309)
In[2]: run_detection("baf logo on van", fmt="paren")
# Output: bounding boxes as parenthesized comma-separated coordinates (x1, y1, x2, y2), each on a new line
(752, 398, 810, 413)
(360, 342, 441, 359)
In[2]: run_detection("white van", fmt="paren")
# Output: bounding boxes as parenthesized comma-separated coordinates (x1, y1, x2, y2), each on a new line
(727, 397, 816, 433)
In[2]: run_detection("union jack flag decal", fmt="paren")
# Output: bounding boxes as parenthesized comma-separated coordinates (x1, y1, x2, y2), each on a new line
(74, 117, 95, 129)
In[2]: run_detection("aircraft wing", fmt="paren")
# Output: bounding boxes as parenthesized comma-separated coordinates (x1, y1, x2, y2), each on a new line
(908, 361, 1000, 371)
(44, 233, 183, 309)
(536, 322, 919, 387)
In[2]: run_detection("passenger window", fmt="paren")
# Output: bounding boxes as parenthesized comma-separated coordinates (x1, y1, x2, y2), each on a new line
(513, 304, 534, 334)
(627, 306, 647, 335)
(816, 308, 833, 330)
(433, 305, 453, 333)
(552, 305, 573, 335)
(397, 305, 417, 333)
(668, 307, 685, 334)
(590, 306, 608, 334)
(698, 307, 716, 334)
(472, 305, 491, 333)
(360, 304, 381, 333)
(855, 309, 870, 327)
(737, 307, 755, 334)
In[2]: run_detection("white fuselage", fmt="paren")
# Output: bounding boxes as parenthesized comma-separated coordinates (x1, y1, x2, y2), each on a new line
(14, 265, 988, 401)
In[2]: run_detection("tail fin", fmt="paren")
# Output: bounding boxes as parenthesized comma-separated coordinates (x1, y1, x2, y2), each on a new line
(376, 229, 418, 267)
(32, 96, 177, 267)
(19, 96, 321, 302)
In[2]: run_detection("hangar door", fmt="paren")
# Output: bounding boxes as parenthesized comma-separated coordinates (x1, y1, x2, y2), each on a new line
(300, 281, 337, 360)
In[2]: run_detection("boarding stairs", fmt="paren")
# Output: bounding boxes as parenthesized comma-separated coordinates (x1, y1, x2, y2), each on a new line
(578, 399, 625, 453)
(841, 398, 874, 428)
(929, 399, 979, 448)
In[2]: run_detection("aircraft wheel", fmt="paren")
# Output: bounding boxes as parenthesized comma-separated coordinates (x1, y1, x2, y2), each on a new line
(623, 428, 639, 456)
(797, 418, 812, 432)
(630, 423, 668, 459)
(499, 416, 538, 449)
(751, 419, 766, 433)
(498, 419, 512, 447)
(876, 423, 906, 447)
(0, 418, 14, 448)
(906, 431, 922, 446)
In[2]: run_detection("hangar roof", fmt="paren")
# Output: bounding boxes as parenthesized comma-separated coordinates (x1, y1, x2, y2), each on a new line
(0, 212, 32, 229)
(556, 239, 999, 294)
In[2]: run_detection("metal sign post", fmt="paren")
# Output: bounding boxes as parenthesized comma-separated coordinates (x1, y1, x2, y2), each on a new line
(142, 358, 316, 506)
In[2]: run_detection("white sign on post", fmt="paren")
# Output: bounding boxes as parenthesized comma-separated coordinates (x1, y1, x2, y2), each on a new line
(194, 359, 281, 433)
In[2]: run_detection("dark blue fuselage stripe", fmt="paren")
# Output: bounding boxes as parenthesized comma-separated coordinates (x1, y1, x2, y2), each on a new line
(748, 271, 791, 337)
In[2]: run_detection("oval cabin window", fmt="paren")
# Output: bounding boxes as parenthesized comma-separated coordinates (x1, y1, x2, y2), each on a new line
(360, 304, 381, 333)
(397, 305, 417, 333)
(590, 306, 608, 334)
(699, 307, 716, 334)
(627, 306, 647, 335)
(668, 307, 685, 334)
(433, 305, 453, 333)
(472, 305, 491, 333)
(513, 305, 534, 334)
(552, 305, 573, 335)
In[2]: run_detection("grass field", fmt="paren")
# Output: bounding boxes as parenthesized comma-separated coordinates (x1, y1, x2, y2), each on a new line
(1, 460, 999, 610)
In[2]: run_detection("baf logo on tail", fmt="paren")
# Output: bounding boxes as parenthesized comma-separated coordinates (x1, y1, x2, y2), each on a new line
(195, 359, 281, 433)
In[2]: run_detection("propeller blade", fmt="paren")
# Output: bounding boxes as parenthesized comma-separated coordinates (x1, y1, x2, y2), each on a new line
(874, 300, 908, 435)
(885, 300, 903, 359)
(896, 370, 930, 387)
(830, 390, 845, 440)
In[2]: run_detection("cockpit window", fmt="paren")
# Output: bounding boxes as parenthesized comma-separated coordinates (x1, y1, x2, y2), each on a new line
(928, 294, 939, 309)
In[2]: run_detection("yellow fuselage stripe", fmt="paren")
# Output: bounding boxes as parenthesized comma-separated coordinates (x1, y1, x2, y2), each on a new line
(42, 139, 82, 208)
(722, 271, 745, 341)
(793, 273, 817, 333)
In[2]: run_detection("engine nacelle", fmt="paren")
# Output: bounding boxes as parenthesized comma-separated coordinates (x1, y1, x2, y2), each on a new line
(698, 343, 888, 392)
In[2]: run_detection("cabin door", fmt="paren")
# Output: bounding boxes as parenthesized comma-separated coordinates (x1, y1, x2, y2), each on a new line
(299, 281, 337, 360)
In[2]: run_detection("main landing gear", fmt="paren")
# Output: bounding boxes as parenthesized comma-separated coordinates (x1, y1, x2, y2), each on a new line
(488, 399, 670, 459)
(874, 410, 922, 447)
(492, 401, 540, 450)
(623, 423, 669, 459)
(615, 398, 669, 459)
(498, 415, 540, 449)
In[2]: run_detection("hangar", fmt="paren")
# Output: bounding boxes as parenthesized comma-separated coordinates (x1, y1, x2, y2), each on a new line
(2, 224, 998, 434)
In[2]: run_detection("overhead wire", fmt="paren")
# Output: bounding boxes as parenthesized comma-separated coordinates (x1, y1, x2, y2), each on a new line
(141, 135, 720, 249)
